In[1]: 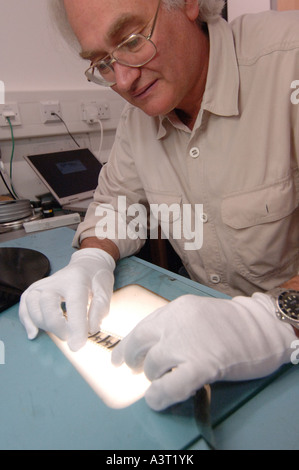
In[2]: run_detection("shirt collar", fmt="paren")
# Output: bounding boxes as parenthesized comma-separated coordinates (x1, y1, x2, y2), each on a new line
(157, 18, 240, 139)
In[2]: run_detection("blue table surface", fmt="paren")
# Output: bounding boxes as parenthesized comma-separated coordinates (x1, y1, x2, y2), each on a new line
(0, 228, 298, 450)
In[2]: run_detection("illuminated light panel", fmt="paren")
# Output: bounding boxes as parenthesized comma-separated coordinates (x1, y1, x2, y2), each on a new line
(48, 285, 169, 409)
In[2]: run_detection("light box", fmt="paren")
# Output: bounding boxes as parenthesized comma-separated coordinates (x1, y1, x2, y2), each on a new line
(48, 285, 169, 409)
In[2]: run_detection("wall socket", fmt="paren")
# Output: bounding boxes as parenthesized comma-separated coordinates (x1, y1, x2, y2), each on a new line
(81, 101, 110, 123)
(0, 102, 22, 127)
(40, 101, 61, 123)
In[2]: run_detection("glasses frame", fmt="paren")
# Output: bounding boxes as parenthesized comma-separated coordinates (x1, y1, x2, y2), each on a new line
(85, 0, 162, 87)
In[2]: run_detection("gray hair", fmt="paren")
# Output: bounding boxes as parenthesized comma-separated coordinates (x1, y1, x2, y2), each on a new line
(163, 0, 225, 23)
(49, 0, 225, 51)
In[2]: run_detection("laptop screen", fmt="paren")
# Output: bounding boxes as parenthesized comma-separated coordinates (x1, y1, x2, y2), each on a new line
(24, 148, 102, 205)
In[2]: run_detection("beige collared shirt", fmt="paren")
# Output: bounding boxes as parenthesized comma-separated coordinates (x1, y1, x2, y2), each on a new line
(74, 11, 299, 297)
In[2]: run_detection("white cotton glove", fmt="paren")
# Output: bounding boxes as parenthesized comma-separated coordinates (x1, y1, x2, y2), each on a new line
(112, 293, 297, 411)
(19, 248, 115, 351)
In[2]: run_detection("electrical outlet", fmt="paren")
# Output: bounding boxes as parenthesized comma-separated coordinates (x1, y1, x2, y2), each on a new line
(98, 102, 110, 119)
(40, 101, 61, 123)
(0, 103, 22, 127)
(81, 101, 110, 123)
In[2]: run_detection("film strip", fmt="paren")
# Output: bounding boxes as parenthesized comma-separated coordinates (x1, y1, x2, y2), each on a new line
(88, 329, 122, 351)
(61, 302, 121, 351)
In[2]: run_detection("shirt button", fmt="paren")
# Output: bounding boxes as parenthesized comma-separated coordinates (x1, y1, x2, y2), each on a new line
(200, 213, 208, 223)
(210, 274, 221, 284)
(189, 147, 200, 158)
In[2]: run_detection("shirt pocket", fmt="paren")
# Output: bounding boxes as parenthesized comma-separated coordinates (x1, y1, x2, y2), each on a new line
(221, 174, 298, 282)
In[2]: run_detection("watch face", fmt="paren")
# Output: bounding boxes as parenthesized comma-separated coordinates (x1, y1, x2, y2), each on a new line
(278, 291, 299, 321)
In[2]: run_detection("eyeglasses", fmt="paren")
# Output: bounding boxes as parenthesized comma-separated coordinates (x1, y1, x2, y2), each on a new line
(85, 0, 161, 87)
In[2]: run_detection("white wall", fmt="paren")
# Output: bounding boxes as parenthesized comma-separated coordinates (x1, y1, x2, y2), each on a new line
(228, 0, 272, 21)
(0, 0, 89, 92)
(0, 0, 125, 199)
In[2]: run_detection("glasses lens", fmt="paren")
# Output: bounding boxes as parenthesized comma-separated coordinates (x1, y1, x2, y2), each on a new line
(114, 34, 157, 66)
(85, 63, 116, 87)
(85, 35, 157, 87)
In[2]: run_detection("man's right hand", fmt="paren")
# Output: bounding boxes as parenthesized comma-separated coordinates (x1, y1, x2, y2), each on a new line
(19, 248, 116, 351)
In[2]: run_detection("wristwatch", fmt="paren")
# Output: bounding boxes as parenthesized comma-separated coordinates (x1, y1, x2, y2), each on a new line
(266, 289, 299, 332)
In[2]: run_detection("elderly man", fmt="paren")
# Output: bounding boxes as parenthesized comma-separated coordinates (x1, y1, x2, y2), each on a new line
(20, 0, 299, 411)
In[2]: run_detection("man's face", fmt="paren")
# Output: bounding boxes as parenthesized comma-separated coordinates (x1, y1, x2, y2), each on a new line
(64, 0, 207, 118)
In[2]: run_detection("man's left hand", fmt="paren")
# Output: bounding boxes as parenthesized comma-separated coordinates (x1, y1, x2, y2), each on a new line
(112, 293, 296, 411)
